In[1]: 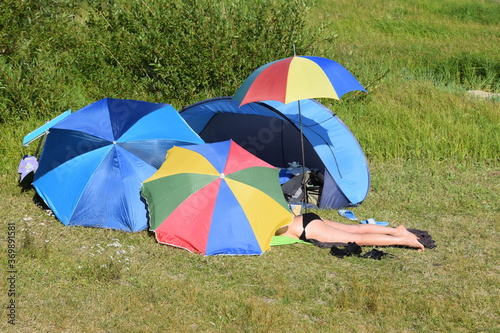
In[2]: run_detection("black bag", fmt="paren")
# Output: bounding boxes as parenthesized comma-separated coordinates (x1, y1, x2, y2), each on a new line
(281, 171, 324, 206)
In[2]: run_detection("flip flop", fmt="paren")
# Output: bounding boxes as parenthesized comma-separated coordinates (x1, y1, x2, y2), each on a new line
(360, 218, 389, 226)
(338, 210, 358, 221)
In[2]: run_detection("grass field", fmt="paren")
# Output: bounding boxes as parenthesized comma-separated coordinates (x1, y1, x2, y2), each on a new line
(2, 159, 498, 332)
(1, 0, 499, 332)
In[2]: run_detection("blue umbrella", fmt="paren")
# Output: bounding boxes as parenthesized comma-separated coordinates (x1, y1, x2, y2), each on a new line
(33, 98, 204, 232)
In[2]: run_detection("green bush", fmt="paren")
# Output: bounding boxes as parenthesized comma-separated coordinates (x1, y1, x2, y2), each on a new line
(0, 0, 319, 123)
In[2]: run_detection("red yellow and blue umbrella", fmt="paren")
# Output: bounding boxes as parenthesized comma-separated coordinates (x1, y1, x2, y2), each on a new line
(141, 140, 293, 256)
(233, 55, 366, 210)
(233, 55, 366, 106)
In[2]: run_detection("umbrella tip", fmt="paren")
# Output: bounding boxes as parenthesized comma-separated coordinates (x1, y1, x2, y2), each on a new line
(293, 45, 296, 56)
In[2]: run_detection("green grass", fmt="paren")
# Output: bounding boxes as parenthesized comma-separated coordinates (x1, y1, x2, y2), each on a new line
(1, 0, 500, 331)
(1, 159, 498, 332)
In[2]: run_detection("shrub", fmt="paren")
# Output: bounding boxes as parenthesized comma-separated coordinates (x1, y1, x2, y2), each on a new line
(0, 0, 319, 123)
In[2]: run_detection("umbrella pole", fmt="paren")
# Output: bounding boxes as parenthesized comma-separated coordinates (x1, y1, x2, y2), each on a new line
(34, 133, 47, 158)
(298, 100, 308, 214)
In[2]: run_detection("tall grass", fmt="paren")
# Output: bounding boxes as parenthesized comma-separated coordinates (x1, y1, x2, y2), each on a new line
(329, 79, 500, 161)
(1, 0, 498, 163)
(308, 0, 499, 161)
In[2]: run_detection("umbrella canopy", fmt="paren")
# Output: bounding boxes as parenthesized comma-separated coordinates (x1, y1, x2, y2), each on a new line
(141, 140, 293, 256)
(233, 55, 366, 106)
(33, 98, 204, 232)
(233, 55, 367, 210)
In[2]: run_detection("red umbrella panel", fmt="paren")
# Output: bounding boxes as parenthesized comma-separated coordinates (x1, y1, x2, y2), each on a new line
(141, 140, 293, 255)
(233, 55, 366, 106)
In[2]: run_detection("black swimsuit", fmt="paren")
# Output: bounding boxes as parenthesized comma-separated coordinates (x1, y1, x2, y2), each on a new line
(299, 213, 322, 242)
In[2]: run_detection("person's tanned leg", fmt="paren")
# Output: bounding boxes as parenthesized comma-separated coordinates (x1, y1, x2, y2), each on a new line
(304, 220, 425, 251)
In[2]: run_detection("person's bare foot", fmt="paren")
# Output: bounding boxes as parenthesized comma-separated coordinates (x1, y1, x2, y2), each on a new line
(394, 225, 416, 238)
(404, 234, 425, 252)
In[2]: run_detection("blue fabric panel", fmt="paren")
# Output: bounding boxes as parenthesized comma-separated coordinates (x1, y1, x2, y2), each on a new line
(205, 180, 261, 255)
(318, 169, 350, 209)
(301, 56, 367, 98)
(34, 128, 111, 179)
(119, 139, 189, 169)
(33, 145, 113, 224)
(118, 104, 204, 144)
(53, 98, 114, 141)
(53, 98, 168, 141)
(112, 146, 157, 230)
(181, 97, 287, 125)
(178, 111, 214, 134)
(69, 147, 126, 229)
(181, 140, 231, 173)
(70, 146, 155, 231)
(268, 99, 370, 205)
(312, 116, 369, 204)
(106, 98, 169, 139)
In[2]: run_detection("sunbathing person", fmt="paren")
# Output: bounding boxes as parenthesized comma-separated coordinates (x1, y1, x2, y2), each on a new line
(275, 213, 426, 251)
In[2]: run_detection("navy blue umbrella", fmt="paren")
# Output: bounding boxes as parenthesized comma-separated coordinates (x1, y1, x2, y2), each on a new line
(33, 98, 204, 231)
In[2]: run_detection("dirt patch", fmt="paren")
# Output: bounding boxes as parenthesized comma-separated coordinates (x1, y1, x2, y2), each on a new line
(467, 90, 500, 100)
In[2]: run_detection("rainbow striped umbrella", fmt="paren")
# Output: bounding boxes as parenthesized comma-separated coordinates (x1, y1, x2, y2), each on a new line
(233, 55, 366, 106)
(141, 140, 293, 256)
(233, 56, 366, 209)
